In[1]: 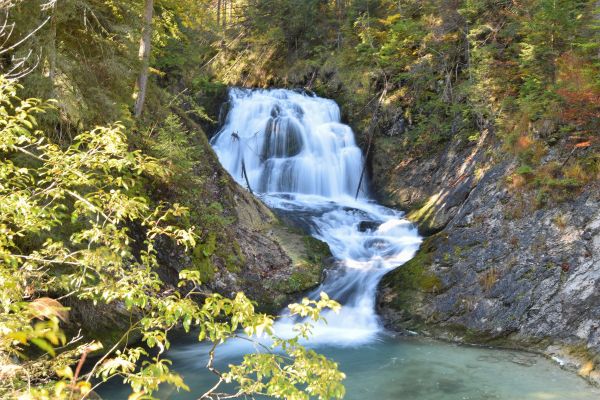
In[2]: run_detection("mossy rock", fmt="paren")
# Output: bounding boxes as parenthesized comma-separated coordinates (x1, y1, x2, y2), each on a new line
(406, 195, 451, 236)
(62, 298, 142, 353)
(269, 235, 330, 296)
(379, 234, 442, 314)
(262, 224, 332, 305)
(302, 235, 331, 265)
(191, 232, 218, 282)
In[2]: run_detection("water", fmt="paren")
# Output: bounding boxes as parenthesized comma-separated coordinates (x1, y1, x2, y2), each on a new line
(103, 334, 600, 400)
(211, 88, 366, 198)
(210, 87, 421, 344)
(98, 89, 600, 399)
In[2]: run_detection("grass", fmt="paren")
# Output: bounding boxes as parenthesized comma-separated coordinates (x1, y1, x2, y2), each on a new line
(479, 268, 499, 292)
(503, 129, 599, 209)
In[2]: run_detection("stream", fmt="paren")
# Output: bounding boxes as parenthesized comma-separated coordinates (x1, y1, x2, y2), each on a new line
(99, 89, 600, 399)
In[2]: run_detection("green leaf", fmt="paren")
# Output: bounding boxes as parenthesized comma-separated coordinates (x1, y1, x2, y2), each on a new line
(30, 338, 55, 356)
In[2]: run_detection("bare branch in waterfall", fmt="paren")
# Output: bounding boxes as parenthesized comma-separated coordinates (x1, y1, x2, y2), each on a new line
(355, 74, 389, 200)
(241, 157, 253, 194)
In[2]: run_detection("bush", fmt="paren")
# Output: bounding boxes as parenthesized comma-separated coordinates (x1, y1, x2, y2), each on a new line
(0, 79, 345, 400)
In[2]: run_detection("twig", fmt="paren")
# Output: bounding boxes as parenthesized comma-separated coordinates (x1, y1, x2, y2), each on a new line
(240, 157, 253, 194)
(6, 49, 41, 80)
(13, 255, 81, 267)
(0, 16, 51, 55)
(355, 75, 388, 199)
(65, 189, 116, 225)
(200, 342, 223, 399)
(83, 321, 141, 388)
(70, 346, 91, 399)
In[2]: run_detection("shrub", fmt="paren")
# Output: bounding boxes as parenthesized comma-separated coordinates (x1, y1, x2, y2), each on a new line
(0, 79, 345, 400)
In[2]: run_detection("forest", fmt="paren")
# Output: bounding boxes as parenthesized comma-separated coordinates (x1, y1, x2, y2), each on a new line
(1, 0, 599, 399)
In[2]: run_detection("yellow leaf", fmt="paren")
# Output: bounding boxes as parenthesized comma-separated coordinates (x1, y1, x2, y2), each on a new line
(29, 297, 69, 322)
(55, 365, 73, 379)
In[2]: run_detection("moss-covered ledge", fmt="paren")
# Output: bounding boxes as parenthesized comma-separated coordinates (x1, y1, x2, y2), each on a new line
(252, 222, 332, 314)
(376, 233, 444, 332)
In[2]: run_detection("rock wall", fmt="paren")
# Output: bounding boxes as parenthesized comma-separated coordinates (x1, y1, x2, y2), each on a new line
(371, 129, 495, 235)
(374, 132, 600, 384)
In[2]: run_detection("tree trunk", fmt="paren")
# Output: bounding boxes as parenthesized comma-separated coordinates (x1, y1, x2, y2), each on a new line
(133, 0, 154, 118)
(596, 1, 600, 60)
(222, 0, 226, 27)
(48, 12, 57, 92)
(217, 0, 221, 26)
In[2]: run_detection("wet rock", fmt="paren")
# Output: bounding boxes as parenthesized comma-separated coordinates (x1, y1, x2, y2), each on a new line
(218, 101, 230, 128)
(270, 104, 282, 118)
(261, 117, 304, 159)
(358, 220, 380, 232)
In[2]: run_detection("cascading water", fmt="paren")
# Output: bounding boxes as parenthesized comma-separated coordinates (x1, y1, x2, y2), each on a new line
(210, 88, 422, 345)
(211, 88, 366, 198)
(99, 88, 600, 399)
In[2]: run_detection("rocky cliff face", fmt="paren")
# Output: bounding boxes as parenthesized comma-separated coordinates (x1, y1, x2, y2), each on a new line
(371, 128, 495, 235)
(373, 132, 600, 384)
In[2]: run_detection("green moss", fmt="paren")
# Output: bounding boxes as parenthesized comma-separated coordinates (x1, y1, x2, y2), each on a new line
(453, 246, 463, 259)
(381, 235, 442, 312)
(302, 235, 330, 265)
(406, 195, 438, 223)
(442, 252, 451, 263)
(405, 194, 448, 235)
(420, 273, 443, 293)
(269, 240, 328, 295)
(280, 272, 319, 294)
(517, 165, 534, 175)
(192, 232, 217, 282)
(225, 240, 245, 273)
(265, 227, 331, 296)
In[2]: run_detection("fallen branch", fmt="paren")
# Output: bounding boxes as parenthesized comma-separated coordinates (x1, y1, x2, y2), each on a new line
(241, 157, 253, 194)
(355, 75, 388, 200)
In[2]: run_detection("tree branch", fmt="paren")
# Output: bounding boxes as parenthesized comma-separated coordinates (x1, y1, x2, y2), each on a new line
(0, 16, 50, 55)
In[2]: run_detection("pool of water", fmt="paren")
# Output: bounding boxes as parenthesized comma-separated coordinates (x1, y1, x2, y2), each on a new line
(98, 334, 600, 400)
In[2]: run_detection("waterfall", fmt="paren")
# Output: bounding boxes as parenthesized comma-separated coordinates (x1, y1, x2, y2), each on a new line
(212, 88, 421, 346)
(210, 88, 366, 199)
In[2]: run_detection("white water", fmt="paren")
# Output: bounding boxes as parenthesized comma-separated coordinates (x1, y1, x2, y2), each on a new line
(211, 88, 422, 345)
(211, 88, 367, 198)
(98, 89, 600, 399)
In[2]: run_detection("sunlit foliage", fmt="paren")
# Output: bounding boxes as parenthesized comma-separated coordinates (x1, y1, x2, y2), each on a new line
(0, 79, 345, 399)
